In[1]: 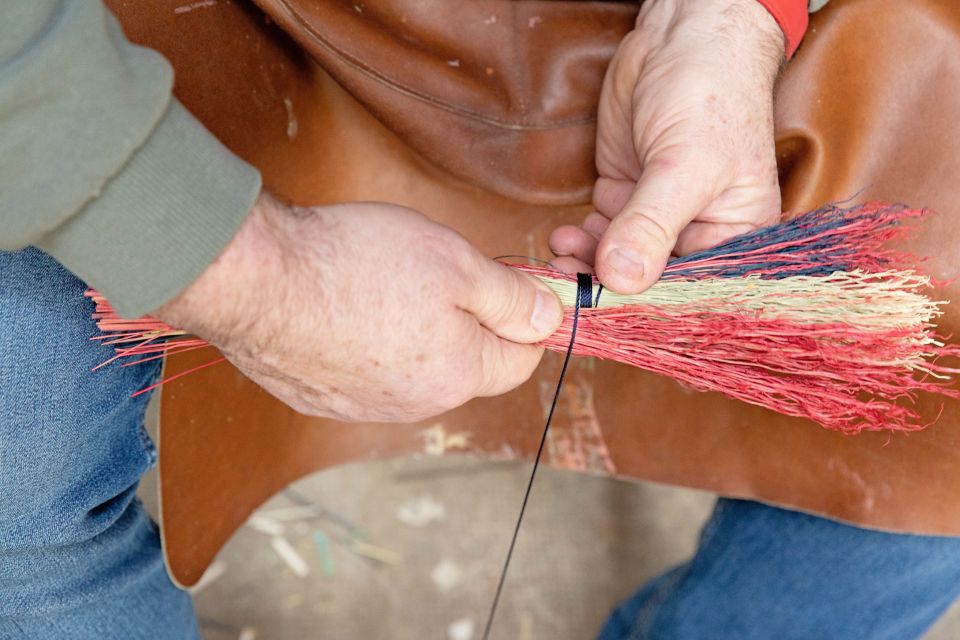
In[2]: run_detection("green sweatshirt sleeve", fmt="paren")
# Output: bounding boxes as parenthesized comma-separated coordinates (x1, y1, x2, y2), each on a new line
(0, 1, 261, 317)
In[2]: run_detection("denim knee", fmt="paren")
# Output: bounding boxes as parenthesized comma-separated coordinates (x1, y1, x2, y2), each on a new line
(0, 248, 167, 618)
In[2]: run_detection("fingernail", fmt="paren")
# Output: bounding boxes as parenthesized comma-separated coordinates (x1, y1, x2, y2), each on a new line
(532, 290, 560, 334)
(606, 248, 645, 281)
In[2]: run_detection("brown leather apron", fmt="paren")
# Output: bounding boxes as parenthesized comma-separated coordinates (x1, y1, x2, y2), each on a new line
(106, 0, 960, 587)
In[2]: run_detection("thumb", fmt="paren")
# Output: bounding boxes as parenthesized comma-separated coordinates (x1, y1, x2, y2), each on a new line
(460, 258, 564, 344)
(595, 160, 716, 294)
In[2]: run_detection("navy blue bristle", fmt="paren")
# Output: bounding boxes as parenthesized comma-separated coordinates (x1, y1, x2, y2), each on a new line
(663, 203, 905, 280)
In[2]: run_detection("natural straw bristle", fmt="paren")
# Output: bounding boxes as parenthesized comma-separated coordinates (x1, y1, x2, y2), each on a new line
(523, 269, 958, 433)
(86, 202, 960, 432)
(518, 202, 960, 433)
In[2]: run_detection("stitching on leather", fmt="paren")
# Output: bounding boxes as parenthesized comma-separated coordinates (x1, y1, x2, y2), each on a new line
(270, 0, 599, 131)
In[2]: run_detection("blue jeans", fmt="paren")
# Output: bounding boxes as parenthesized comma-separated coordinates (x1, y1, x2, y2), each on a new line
(3, 248, 960, 639)
(0, 249, 199, 639)
(600, 498, 960, 639)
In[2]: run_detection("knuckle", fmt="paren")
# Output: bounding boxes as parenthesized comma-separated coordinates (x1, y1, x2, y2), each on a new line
(512, 348, 541, 382)
(449, 329, 493, 400)
(421, 229, 475, 283)
(479, 269, 531, 326)
(503, 349, 541, 394)
(592, 181, 621, 214)
(621, 209, 676, 251)
(476, 335, 500, 393)
(583, 212, 610, 237)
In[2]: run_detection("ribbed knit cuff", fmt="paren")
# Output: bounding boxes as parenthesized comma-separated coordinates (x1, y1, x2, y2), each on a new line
(754, 0, 810, 58)
(37, 99, 261, 318)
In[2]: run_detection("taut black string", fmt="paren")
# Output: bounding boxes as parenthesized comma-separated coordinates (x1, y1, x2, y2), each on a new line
(481, 273, 594, 640)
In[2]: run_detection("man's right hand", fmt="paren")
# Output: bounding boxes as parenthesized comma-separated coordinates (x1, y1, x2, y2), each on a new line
(154, 194, 563, 423)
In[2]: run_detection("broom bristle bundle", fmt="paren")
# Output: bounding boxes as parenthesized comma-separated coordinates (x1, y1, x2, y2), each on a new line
(86, 202, 960, 433)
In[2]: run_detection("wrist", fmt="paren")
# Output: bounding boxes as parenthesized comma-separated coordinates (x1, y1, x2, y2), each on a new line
(726, 0, 789, 80)
(752, 0, 809, 58)
(637, 0, 784, 82)
(154, 192, 283, 345)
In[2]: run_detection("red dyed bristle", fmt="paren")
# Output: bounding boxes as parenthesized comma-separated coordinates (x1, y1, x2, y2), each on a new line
(85, 203, 960, 433)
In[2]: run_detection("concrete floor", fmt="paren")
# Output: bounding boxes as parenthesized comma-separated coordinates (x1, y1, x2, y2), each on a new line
(141, 453, 960, 639)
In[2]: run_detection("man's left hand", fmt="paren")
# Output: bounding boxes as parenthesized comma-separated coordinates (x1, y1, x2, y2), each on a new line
(550, 0, 785, 293)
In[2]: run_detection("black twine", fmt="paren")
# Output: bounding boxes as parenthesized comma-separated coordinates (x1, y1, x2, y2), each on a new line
(481, 272, 594, 640)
